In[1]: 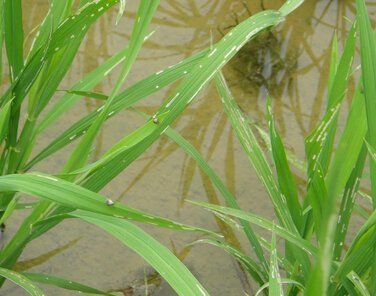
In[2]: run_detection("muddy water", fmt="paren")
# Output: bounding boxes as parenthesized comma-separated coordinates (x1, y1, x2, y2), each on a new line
(2, 0, 375, 295)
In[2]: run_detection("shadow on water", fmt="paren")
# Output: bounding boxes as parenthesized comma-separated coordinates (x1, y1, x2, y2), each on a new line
(2, 0, 376, 295)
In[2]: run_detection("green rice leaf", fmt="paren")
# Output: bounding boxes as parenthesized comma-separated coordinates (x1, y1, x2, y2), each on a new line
(327, 33, 339, 105)
(269, 226, 284, 296)
(357, 0, 376, 206)
(308, 84, 366, 294)
(0, 268, 44, 296)
(256, 280, 304, 296)
(305, 22, 356, 178)
(0, 195, 19, 226)
(0, 99, 12, 144)
(43, 0, 119, 58)
(28, 0, 75, 60)
(326, 23, 356, 110)
(28, 49, 208, 169)
(335, 225, 376, 283)
(35, 46, 142, 134)
(193, 238, 267, 285)
(347, 271, 371, 296)
(62, 90, 108, 101)
(72, 211, 209, 296)
(326, 84, 366, 205)
(21, 272, 111, 295)
(216, 73, 311, 280)
(190, 200, 317, 257)
(279, 0, 304, 17)
(69, 112, 169, 178)
(164, 127, 268, 271)
(333, 144, 366, 261)
(80, 10, 286, 192)
(306, 71, 365, 296)
(266, 97, 302, 229)
(4, 0, 24, 81)
(0, 173, 211, 233)
(215, 73, 295, 232)
(62, 0, 160, 175)
(116, 0, 126, 24)
(254, 123, 306, 172)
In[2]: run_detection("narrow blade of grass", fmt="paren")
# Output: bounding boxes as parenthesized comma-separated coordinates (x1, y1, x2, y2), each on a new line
(305, 22, 356, 178)
(116, 0, 126, 24)
(3, 0, 23, 81)
(62, 0, 160, 175)
(0, 268, 44, 296)
(266, 97, 302, 229)
(269, 227, 284, 296)
(164, 127, 268, 272)
(279, 0, 304, 17)
(21, 272, 111, 295)
(327, 33, 339, 106)
(306, 82, 368, 296)
(347, 271, 371, 296)
(72, 211, 209, 296)
(27, 0, 74, 60)
(215, 73, 295, 233)
(357, 0, 376, 207)
(80, 10, 286, 192)
(0, 99, 12, 144)
(62, 90, 108, 101)
(42, 0, 119, 59)
(190, 200, 317, 257)
(335, 225, 376, 285)
(194, 238, 267, 285)
(28, 49, 209, 169)
(333, 144, 366, 261)
(0, 173, 212, 234)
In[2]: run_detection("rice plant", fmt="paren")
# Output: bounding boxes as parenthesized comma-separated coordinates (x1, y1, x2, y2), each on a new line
(0, 0, 306, 294)
(188, 0, 376, 294)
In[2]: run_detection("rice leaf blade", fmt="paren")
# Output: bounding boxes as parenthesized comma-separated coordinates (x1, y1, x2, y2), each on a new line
(0, 267, 44, 296)
(306, 64, 367, 296)
(0, 173, 211, 234)
(21, 272, 111, 295)
(194, 238, 267, 284)
(62, 0, 160, 175)
(0, 99, 12, 144)
(72, 211, 209, 296)
(28, 49, 208, 169)
(333, 144, 366, 261)
(215, 73, 295, 232)
(279, 0, 304, 17)
(190, 200, 317, 257)
(164, 127, 268, 272)
(269, 227, 284, 296)
(347, 271, 371, 296)
(357, 0, 376, 207)
(80, 10, 286, 192)
(4, 0, 23, 81)
(266, 97, 302, 229)
(328, 33, 339, 95)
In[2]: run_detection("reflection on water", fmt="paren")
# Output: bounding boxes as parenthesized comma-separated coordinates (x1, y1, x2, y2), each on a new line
(2, 0, 376, 295)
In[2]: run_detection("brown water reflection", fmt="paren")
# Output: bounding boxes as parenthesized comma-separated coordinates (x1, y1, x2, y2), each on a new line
(2, 0, 376, 295)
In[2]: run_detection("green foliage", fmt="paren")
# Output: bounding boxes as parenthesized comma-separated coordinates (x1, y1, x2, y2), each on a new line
(189, 1, 376, 295)
(4, 0, 373, 294)
(0, 0, 304, 295)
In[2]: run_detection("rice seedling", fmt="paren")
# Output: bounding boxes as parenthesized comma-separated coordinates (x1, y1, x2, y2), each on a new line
(0, 0, 305, 294)
(186, 0, 376, 294)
